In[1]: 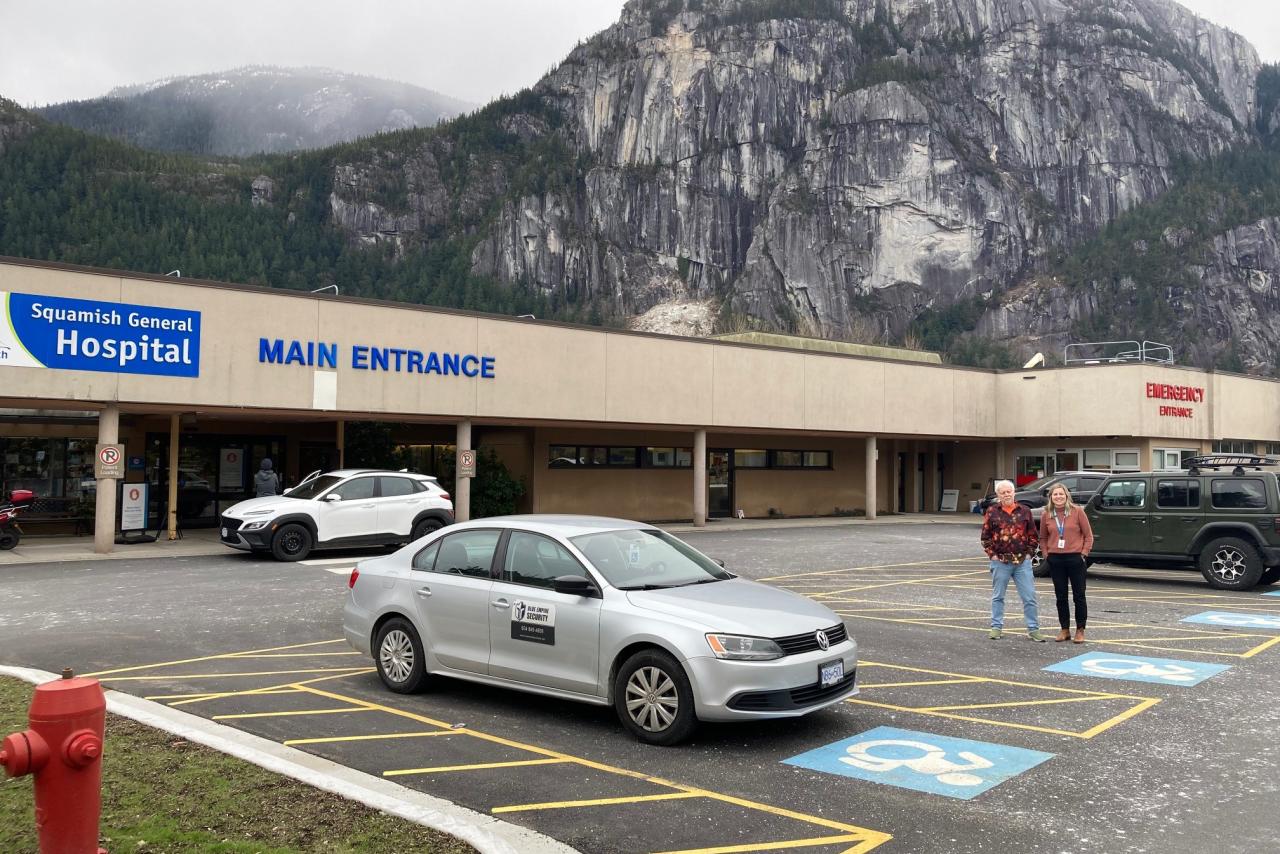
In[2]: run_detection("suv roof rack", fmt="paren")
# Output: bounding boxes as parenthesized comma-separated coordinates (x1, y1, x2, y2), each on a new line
(1184, 454, 1280, 475)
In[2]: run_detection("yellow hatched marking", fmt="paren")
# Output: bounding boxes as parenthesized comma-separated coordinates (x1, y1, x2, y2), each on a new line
(860, 661, 1140, 699)
(85, 638, 346, 677)
(285, 730, 455, 746)
(145, 688, 300, 701)
(810, 570, 988, 598)
(492, 791, 703, 813)
(758, 557, 983, 582)
(856, 678, 984, 689)
(1078, 699, 1164, 738)
(847, 699, 1106, 739)
(386, 758, 568, 777)
(916, 696, 1127, 713)
(213, 706, 375, 720)
(227, 652, 363, 658)
(655, 833, 874, 854)
(102, 667, 370, 682)
(290, 684, 890, 845)
(164, 669, 374, 707)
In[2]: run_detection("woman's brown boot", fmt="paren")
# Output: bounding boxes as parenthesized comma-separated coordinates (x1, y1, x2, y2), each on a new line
(1073, 628, 1085, 644)
(1055, 629, 1071, 642)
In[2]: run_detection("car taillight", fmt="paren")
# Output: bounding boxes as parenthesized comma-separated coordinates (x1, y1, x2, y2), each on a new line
(348, 567, 359, 589)
(1273, 517, 1280, 533)
(439, 492, 450, 501)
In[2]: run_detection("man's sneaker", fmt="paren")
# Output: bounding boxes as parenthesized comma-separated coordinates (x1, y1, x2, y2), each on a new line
(1028, 630, 1047, 642)
(988, 628, 1002, 640)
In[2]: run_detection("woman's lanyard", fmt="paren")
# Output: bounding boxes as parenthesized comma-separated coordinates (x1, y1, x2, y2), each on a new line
(1053, 510, 1067, 550)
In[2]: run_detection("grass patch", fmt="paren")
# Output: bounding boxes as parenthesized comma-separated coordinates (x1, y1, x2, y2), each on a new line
(0, 677, 474, 854)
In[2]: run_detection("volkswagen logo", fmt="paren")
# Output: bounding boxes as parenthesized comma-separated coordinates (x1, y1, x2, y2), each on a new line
(815, 630, 829, 650)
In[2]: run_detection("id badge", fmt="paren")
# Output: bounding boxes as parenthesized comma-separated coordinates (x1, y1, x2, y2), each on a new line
(1057, 538, 1066, 549)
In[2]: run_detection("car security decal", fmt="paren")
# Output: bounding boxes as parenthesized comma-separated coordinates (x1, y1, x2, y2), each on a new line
(511, 600, 556, 645)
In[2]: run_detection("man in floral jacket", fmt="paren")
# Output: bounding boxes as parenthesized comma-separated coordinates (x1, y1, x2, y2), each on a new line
(980, 480, 1045, 641)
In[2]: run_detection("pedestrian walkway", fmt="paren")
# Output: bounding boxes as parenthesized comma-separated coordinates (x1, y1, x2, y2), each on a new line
(0, 513, 980, 566)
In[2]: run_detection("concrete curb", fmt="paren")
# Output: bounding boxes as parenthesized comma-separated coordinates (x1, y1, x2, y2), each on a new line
(0, 666, 576, 854)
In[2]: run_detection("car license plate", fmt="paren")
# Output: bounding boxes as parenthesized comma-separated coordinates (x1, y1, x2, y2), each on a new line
(221, 527, 228, 538)
(820, 659, 844, 687)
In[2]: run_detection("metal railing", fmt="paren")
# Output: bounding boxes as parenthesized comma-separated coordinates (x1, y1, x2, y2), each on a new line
(1063, 340, 1174, 366)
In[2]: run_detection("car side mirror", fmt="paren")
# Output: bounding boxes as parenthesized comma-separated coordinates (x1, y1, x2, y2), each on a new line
(553, 575, 599, 597)
(714, 558, 725, 568)
(324, 493, 342, 502)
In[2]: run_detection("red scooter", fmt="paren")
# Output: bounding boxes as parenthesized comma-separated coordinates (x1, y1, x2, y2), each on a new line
(0, 489, 34, 550)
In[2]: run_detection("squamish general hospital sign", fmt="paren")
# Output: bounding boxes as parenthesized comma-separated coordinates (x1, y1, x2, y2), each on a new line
(0, 290, 494, 381)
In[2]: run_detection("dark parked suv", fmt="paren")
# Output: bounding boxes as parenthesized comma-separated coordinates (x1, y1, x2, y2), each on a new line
(979, 471, 1109, 514)
(1084, 455, 1280, 590)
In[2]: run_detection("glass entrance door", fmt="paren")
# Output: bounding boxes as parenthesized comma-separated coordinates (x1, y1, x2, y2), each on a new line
(708, 450, 732, 517)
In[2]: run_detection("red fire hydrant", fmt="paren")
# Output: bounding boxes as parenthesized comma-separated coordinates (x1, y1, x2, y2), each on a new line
(0, 669, 108, 854)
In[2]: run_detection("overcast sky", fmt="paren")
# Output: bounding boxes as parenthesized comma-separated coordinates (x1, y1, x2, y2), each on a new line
(1, 0, 1275, 108)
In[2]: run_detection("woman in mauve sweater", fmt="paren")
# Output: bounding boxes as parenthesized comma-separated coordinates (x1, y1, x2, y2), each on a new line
(1039, 483, 1095, 643)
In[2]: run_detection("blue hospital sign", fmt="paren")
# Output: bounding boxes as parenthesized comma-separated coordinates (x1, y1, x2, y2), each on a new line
(1, 291, 200, 377)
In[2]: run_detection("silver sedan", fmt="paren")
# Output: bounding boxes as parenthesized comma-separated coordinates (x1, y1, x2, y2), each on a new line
(343, 515, 858, 745)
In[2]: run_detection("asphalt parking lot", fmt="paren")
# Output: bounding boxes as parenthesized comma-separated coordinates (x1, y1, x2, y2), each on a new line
(2, 521, 1278, 853)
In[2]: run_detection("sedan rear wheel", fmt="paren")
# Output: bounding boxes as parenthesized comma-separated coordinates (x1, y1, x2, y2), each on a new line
(614, 649, 696, 746)
(375, 618, 427, 694)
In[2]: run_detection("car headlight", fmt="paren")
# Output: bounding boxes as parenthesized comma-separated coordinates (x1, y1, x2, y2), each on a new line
(705, 633, 784, 661)
(240, 519, 272, 531)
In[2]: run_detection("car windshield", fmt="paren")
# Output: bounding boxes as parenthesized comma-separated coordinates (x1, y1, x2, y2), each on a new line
(1022, 475, 1059, 492)
(570, 529, 732, 590)
(284, 475, 343, 500)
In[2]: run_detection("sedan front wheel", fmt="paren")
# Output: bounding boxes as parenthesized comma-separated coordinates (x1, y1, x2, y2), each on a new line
(613, 649, 696, 746)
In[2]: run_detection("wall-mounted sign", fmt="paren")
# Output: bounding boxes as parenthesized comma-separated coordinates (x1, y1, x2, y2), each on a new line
(95, 444, 125, 479)
(219, 448, 243, 489)
(258, 338, 495, 378)
(459, 449, 476, 478)
(1146, 382, 1204, 419)
(0, 291, 200, 377)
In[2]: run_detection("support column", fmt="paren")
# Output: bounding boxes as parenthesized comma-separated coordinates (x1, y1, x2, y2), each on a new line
(93, 405, 120, 554)
(167, 414, 180, 540)
(864, 436, 878, 520)
(995, 440, 1006, 479)
(693, 429, 707, 527)
(455, 420, 472, 523)
(336, 420, 346, 469)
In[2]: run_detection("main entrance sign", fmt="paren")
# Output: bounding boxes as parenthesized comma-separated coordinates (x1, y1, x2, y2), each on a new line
(1, 291, 200, 377)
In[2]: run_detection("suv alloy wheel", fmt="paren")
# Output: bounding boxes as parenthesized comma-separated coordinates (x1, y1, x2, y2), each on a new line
(1198, 536, 1264, 590)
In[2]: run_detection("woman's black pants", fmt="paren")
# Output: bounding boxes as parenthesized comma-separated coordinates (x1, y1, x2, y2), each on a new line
(1047, 553, 1088, 629)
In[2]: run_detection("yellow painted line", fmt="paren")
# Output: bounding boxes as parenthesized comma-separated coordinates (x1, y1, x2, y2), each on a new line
(386, 758, 569, 777)
(145, 688, 300, 701)
(860, 661, 1146, 699)
(213, 706, 376, 720)
(856, 678, 985, 689)
(228, 652, 363, 658)
(1078, 698, 1163, 738)
(492, 791, 703, 813)
(165, 668, 375, 707)
(285, 730, 456, 746)
(84, 638, 346, 677)
(810, 570, 988, 598)
(758, 557, 984, 582)
(654, 834, 875, 854)
(102, 667, 371, 682)
(916, 696, 1127, 713)
(846, 699, 1108, 739)
(1240, 633, 1280, 658)
(290, 684, 890, 842)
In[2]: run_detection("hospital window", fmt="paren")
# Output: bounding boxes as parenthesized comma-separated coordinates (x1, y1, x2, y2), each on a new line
(734, 449, 768, 468)
(1213, 439, 1256, 454)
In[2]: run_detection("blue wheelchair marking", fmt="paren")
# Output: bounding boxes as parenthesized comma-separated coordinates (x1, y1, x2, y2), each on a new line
(1263, 590, 1280, 598)
(1180, 611, 1280, 630)
(783, 726, 1053, 800)
(1043, 652, 1230, 686)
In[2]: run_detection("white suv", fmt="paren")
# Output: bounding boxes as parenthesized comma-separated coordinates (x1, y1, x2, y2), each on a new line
(220, 469, 454, 561)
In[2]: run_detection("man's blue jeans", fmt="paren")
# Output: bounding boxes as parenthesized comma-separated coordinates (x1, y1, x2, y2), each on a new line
(990, 557, 1039, 631)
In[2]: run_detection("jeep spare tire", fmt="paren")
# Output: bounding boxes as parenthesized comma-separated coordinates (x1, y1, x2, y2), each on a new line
(1198, 537, 1263, 590)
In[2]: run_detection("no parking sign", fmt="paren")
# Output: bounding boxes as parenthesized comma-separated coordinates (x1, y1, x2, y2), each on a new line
(459, 449, 476, 478)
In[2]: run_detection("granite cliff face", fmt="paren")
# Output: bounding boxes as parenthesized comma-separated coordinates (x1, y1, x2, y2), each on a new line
(321, 0, 1272, 366)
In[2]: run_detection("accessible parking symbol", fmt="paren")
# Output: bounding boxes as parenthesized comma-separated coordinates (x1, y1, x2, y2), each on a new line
(1180, 611, 1280, 630)
(1043, 652, 1230, 687)
(783, 726, 1053, 800)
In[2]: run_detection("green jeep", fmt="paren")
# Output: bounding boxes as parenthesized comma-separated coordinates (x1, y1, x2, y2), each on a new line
(1084, 455, 1280, 591)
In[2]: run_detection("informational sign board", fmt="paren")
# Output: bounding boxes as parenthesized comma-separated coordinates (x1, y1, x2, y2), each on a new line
(219, 448, 243, 489)
(458, 449, 476, 478)
(120, 482, 149, 531)
(0, 290, 200, 377)
(939, 489, 960, 512)
(94, 444, 125, 479)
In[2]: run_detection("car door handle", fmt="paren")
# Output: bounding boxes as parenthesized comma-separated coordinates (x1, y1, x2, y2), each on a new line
(491, 598, 509, 610)
(1181, 517, 1198, 523)
(415, 586, 432, 598)
(1132, 518, 1146, 523)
